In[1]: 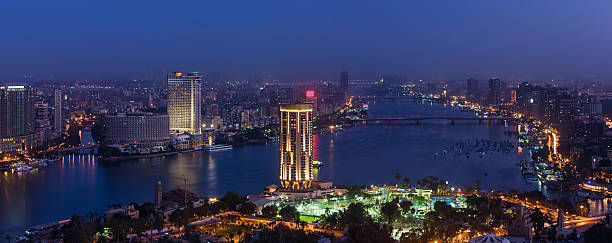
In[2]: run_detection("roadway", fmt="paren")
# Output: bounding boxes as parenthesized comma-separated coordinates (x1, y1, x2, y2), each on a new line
(499, 195, 604, 231)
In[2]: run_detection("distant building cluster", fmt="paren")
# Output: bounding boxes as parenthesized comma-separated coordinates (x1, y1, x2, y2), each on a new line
(0, 86, 65, 155)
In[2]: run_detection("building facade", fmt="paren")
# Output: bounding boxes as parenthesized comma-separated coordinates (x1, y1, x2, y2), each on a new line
(488, 78, 506, 105)
(34, 102, 52, 144)
(340, 71, 349, 95)
(54, 89, 63, 136)
(104, 113, 171, 148)
(279, 104, 313, 190)
(466, 78, 479, 101)
(0, 86, 37, 153)
(167, 72, 202, 134)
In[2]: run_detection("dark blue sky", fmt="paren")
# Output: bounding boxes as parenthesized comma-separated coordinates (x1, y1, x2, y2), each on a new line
(1, 0, 611, 82)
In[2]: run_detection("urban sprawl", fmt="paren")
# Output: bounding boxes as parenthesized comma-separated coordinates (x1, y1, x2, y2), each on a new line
(1, 74, 612, 242)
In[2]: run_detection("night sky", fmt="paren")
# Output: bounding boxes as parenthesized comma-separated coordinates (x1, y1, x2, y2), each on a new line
(1, 0, 611, 82)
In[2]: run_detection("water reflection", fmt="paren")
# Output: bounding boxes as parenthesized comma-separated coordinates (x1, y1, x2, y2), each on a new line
(588, 198, 612, 217)
(0, 102, 580, 235)
(207, 153, 218, 196)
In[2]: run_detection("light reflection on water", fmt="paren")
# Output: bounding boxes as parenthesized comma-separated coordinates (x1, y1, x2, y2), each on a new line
(2, 101, 600, 235)
(588, 198, 612, 217)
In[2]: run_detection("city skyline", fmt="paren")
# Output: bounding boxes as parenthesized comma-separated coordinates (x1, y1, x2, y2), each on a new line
(3, 1, 612, 242)
(2, 1, 612, 82)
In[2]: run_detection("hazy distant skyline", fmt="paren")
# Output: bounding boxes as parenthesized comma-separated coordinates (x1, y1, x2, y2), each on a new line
(2, 0, 612, 82)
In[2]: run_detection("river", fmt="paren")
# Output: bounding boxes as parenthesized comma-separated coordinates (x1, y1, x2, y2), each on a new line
(0, 101, 554, 234)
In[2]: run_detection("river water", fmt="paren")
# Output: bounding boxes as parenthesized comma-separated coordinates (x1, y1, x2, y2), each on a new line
(0, 101, 548, 234)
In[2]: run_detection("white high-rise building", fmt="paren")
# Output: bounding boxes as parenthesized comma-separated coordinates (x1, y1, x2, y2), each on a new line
(167, 72, 202, 134)
(279, 103, 313, 190)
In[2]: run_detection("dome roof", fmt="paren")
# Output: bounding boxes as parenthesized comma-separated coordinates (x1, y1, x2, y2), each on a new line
(469, 234, 510, 243)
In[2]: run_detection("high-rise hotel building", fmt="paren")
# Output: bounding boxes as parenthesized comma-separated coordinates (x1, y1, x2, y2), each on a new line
(0, 86, 36, 153)
(167, 72, 202, 134)
(279, 103, 313, 190)
(104, 112, 171, 148)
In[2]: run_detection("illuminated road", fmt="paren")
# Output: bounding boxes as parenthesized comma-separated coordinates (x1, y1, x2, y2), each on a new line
(499, 196, 604, 230)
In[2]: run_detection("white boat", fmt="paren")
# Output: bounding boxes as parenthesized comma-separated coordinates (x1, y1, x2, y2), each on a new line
(204, 144, 233, 152)
(14, 165, 33, 172)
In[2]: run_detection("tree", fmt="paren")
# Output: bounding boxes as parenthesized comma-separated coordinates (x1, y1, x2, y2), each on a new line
(522, 190, 546, 203)
(419, 176, 449, 194)
(137, 202, 157, 218)
(474, 180, 481, 193)
(399, 200, 414, 215)
(105, 214, 132, 242)
(345, 185, 363, 199)
(253, 224, 318, 243)
(583, 223, 612, 243)
(238, 202, 256, 216)
(380, 200, 400, 226)
(184, 230, 202, 243)
(557, 197, 576, 215)
(320, 202, 394, 243)
(322, 212, 343, 230)
(261, 205, 278, 219)
(400, 228, 423, 243)
(422, 202, 463, 242)
(347, 219, 394, 243)
(395, 172, 402, 184)
(530, 209, 548, 240)
(168, 208, 190, 227)
(279, 205, 300, 222)
(342, 203, 368, 225)
(91, 117, 106, 144)
(66, 123, 81, 146)
(220, 191, 246, 211)
(403, 177, 411, 188)
(483, 172, 488, 194)
(5, 235, 11, 243)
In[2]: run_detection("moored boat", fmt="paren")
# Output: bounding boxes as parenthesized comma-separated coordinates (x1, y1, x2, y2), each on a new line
(204, 144, 233, 152)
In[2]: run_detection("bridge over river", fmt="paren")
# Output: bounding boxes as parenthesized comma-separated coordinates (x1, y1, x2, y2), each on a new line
(351, 116, 518, 124)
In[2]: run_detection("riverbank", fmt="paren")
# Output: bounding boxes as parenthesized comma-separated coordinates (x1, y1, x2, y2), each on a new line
(0, 101, 545, 236)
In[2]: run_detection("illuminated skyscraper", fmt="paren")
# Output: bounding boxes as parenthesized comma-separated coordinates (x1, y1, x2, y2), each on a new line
(279, 103, 313, 190)
(0, 86, 36, 153)
(167, 72, 202, 134)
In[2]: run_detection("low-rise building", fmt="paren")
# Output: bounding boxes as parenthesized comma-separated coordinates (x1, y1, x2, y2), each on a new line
(173, 133, 202, 151)
(104, 204, 139, 221)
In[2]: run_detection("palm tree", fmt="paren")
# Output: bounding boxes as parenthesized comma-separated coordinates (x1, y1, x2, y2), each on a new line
(5, 235, 11, 243)
(395, 172, 402, 185)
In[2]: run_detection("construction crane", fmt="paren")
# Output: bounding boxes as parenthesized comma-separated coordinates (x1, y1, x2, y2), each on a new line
(158, 174, 190, 207)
